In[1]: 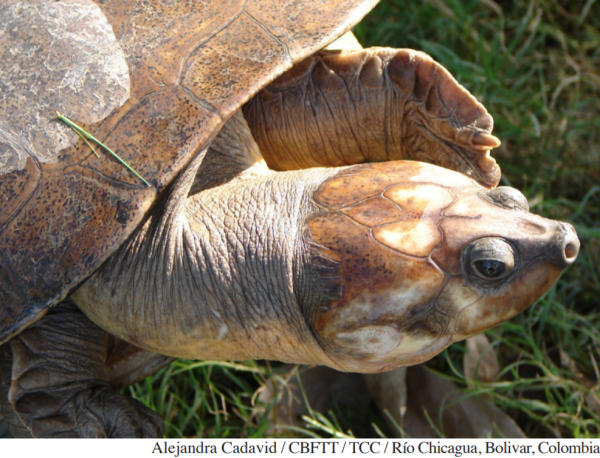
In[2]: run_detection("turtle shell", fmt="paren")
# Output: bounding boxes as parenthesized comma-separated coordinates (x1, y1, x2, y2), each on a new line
(0, 0, 379, 344)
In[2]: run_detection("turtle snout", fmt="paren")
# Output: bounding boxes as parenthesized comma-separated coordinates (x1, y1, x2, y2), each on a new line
(555, 222, 580, 267)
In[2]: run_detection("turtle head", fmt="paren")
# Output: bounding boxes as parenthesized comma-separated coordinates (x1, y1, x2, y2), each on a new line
(306, 161, 579, 372)
(434, 185, 579, 338)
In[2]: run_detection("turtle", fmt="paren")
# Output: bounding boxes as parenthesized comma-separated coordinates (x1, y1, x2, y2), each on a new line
(0, 0, 580, 438)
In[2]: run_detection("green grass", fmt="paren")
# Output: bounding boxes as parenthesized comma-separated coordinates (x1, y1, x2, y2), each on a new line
(131, 0, 600, 438)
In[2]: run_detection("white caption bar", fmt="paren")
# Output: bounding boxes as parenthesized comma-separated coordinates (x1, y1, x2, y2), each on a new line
(2, 438, 599, 457)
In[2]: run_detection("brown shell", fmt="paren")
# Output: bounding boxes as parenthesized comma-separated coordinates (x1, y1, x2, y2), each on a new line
(0, 0, 379, 343)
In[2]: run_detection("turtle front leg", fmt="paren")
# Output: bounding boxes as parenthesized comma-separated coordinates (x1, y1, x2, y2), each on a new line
(243, 47, 501, 187)
(5, 301, 165, 437)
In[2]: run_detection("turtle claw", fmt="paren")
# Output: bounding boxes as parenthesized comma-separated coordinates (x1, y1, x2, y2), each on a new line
(73, 387, 163, 438)
(473, 132, 501, 149)
(384, 48, 502, 187)
(16, 385, 163, 438)
(6, 301, 164, 438)
(245, 47, 502, 187)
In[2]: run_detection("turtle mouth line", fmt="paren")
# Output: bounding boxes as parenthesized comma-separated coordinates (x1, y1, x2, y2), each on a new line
(378, 333, 454, 371)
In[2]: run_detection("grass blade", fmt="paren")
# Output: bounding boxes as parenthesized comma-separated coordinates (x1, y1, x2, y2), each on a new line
(56, 111, 150, 187)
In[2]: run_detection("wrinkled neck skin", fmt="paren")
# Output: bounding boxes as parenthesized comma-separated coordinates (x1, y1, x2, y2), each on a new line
(72, 131, 341, 369)
(72, 113, 577, 374)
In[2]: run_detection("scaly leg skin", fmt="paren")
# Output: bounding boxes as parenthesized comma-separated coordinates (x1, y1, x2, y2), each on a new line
(243, 45, 503, 422)
(0, 345, 29, 437)
(70, 49, 576, 433)
(244, 47, 501, 187)
(5, 301, 166, 438)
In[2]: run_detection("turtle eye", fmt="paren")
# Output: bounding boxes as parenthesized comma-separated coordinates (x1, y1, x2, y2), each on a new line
(465, 237, 516, 281)
(473, 259, 506, 279)
(483, 186, 529, 212)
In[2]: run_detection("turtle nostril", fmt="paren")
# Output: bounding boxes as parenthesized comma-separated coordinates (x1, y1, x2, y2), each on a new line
(564, 242, 578, 261)
(560, 223, 580, 265)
